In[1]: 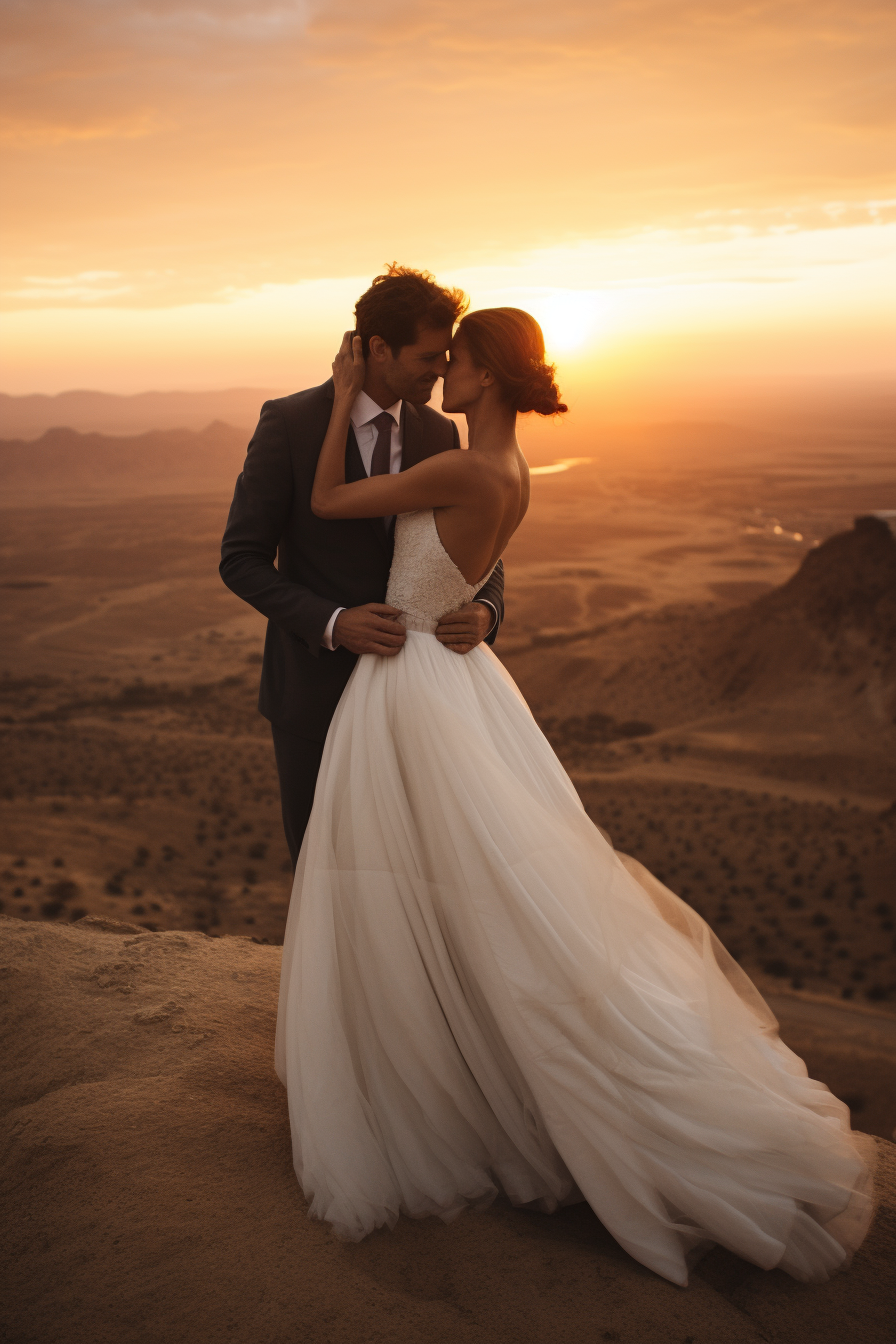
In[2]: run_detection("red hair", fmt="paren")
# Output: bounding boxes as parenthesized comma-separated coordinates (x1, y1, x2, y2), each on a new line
(455, 308, 568, 416)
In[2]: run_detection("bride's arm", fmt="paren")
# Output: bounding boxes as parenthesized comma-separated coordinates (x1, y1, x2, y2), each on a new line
(311, 333, 476, 520)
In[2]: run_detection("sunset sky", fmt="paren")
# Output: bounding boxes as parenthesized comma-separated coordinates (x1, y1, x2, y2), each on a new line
(1, 0, 894, 396)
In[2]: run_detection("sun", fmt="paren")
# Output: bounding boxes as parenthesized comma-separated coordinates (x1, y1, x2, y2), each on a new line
(533, 289, 606, 353)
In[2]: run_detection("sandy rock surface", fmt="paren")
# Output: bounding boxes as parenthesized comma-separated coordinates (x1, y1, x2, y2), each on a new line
(2, 914, 894, 1344)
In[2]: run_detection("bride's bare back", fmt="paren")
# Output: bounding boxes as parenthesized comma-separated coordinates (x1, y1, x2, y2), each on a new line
(430, 445, 530, 586)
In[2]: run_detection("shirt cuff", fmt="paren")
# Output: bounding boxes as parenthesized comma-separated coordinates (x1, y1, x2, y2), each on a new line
(321, 607, 344, 651)
(473, 598, 498, 636)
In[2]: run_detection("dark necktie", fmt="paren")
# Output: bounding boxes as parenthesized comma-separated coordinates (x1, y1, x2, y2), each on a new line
(369, 411, 395, 477)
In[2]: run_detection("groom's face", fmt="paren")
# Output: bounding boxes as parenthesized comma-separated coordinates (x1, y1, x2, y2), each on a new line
(369, 325, 452, 406)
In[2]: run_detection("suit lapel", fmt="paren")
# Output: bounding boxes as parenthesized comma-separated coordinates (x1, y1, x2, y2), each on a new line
(400, 400, 426, 471)
(320, 381, 390, 553)
(344, 407, 390, 553)
(323, 384, 439, 553)
(344, 424, 366, 483)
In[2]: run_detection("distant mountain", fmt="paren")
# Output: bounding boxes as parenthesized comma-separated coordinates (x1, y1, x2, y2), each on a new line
(0, 422, 251, 504)
(0, 388, 289, 439)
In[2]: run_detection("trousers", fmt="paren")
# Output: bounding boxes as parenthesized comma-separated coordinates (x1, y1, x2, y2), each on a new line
(270, 725, 326, 870)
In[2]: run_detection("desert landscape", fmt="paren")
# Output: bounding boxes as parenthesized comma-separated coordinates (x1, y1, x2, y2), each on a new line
(2, 392, 896, 1341)
(2, 400, 894, 999)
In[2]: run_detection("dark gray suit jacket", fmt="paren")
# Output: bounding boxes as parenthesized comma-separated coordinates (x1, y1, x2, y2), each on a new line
(220, 379, 505, 739)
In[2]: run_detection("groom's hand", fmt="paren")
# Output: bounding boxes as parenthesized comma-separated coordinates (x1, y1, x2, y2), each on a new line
(333, 603, 406, 656)
(435, 602, 494, 655)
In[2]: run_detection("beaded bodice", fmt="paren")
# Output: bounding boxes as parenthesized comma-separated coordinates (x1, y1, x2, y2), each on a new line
(386, 510, 495, 634)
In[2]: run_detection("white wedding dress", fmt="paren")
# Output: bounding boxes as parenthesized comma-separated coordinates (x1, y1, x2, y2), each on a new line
(275, 509, 874, 1287)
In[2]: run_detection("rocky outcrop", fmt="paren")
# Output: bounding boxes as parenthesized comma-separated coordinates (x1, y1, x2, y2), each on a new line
(709, 516, 896, 708)
(1, 914, 894, 1344)
(761, 516, 896, 634)
(505, 516, 896, 745)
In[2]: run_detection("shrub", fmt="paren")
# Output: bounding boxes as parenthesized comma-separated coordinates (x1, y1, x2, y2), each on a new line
(47, 879, 79, 902)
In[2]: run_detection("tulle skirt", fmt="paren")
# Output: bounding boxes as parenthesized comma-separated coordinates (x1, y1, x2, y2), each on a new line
(275, 631, 874, 1286)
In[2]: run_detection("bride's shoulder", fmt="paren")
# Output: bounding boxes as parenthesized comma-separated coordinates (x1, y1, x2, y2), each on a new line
(412, 447, 500, 495)
(418, 446, 473, 476)
(436, 451, 516, 506)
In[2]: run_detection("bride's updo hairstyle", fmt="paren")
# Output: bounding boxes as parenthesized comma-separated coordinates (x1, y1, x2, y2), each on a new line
(455, 307, 568, 416)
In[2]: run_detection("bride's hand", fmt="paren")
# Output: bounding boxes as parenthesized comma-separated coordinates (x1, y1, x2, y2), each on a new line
(332, 331, 365, 404)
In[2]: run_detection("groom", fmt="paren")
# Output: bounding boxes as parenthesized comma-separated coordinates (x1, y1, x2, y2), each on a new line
(220, 265, 505, 865)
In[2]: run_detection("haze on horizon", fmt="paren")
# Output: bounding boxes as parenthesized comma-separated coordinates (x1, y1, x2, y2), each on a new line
(1, 0, 894, 399)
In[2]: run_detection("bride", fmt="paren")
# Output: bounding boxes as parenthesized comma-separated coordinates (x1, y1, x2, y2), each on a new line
(275, 307, 873, 1286)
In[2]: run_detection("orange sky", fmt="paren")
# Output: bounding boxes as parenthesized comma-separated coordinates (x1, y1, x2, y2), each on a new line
(1, 0, 894, 394)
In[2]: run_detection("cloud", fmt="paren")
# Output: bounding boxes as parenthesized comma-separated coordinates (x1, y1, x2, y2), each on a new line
(6, 270, 133, 301)
(0, 112, 161, 148)
(5, 1, 893, 138)
(1, 0, 894, 322)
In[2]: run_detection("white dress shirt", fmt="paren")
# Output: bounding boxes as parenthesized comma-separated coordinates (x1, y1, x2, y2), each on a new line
(350, 387, 403, 476)
(321, 388, 497, 651)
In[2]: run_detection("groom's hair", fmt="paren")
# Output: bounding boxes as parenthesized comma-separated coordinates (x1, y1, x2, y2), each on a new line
(354, 264, 468, 357)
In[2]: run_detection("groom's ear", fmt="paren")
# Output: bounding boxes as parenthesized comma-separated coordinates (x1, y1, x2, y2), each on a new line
(367, 335, 390, 363)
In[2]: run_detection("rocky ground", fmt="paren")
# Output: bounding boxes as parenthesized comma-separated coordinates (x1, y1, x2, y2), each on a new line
(2, 914, 894, 1344)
